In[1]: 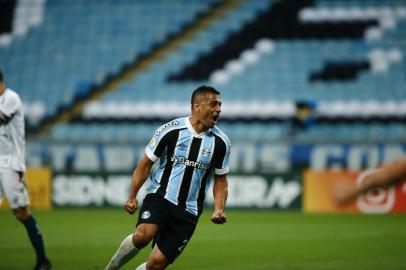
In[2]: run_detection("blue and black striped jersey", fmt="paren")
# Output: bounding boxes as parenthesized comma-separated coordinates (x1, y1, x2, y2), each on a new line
(145, 117, 231, 216)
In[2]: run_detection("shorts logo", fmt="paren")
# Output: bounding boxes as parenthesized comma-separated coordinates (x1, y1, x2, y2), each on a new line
(178, 239, 188, 252)
(141, 210, 151, 219)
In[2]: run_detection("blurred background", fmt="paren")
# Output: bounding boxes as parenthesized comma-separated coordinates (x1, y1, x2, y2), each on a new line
(1, 0, 405, 213)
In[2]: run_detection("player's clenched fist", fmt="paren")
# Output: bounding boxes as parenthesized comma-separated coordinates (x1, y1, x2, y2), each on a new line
(124, 198, 138, 214)
(211, 209, 227, 224)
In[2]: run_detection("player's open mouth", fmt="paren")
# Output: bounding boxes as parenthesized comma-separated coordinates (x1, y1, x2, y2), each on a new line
(212, 115, 219, 123)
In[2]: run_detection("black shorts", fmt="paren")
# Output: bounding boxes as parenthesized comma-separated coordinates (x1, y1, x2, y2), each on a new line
(136, 193, 198, 263)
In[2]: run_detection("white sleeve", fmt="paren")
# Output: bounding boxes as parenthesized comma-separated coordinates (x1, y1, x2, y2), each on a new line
(214, 137, 231, 175)
(0, 90, 21, 117)
(144, 130, 166, 163)
(145, 139, 159, 163)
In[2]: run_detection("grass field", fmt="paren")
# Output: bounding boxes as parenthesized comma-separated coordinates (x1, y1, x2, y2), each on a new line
(1, 208, 405, 270)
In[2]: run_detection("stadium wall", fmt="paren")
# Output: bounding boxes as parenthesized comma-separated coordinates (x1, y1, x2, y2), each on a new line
(17, 141, 406, 213)
(51, 172, 302, 210)
(27, 142, 406, 173)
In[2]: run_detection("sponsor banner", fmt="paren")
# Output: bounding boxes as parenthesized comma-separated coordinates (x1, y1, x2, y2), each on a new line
(293, 143, 406, 170)
(206, 173, 302, 209)
(52, 172, 302, 209)
(303, 170, 406, 213)
(1, 167, 52, 210)
(52, 174, 135, 207)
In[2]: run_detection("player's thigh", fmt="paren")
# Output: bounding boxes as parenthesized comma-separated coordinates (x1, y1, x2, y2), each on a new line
(0, 168, 29, 209)
(155, 216, 197, 264)
(136, 194, 171, 228)
(134, 194, 170, 247)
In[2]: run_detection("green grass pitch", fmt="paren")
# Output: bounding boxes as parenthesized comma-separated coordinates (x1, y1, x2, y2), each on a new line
(1, 208, 405, 270)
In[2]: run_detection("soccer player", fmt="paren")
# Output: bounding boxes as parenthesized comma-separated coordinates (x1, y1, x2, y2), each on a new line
(332, 157, 406, 205)
(0, 69, 52, 270)
(105, 85, 231, 270)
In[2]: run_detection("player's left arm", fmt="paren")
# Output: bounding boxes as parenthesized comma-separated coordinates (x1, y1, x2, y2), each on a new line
(211, 133, 231, 224)
(211, 173, 228, 224)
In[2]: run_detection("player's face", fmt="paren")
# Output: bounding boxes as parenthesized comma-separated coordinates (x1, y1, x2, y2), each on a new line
(199, 93, 222, 129)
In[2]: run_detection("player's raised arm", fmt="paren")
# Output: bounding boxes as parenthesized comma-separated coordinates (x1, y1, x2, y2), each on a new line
(124, 154, 154, 214)
(211, 174, 228, 224)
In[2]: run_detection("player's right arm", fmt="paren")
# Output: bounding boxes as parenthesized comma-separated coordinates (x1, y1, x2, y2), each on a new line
(124, 154, 154, 214)
(125, 121, 175, 214)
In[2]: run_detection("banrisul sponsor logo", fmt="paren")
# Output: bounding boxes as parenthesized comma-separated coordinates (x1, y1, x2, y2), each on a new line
(155, 120, 179, 136)
(171, 155, 210, 170)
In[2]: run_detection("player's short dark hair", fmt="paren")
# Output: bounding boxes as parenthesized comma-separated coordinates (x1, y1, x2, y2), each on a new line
(191, 85, 220, 105)
(0, 68, 3, 83)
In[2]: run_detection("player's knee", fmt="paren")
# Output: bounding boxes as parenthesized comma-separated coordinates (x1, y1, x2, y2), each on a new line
(133, 228, 155, 248)
(12, 207, 30, 221)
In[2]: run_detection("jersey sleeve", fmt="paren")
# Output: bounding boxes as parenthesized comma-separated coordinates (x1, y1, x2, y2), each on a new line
(0, 90, 21, 117)
(145, 125, 169, 163)
(214, 136, 231, 175)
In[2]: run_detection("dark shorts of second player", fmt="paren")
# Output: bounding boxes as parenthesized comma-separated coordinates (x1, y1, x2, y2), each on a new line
(136, 193, 199, 263)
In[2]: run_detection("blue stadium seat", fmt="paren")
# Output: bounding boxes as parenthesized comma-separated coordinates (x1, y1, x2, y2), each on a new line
(0, 0, 218, 122)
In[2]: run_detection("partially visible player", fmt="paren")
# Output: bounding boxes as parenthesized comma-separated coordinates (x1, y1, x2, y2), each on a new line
(0, 68, 52, 270)
(105, 85, 231, 270)
(332, 157, 406, 205)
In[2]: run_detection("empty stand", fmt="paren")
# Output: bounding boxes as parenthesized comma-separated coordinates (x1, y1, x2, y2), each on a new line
(1, 0, 405, 146)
